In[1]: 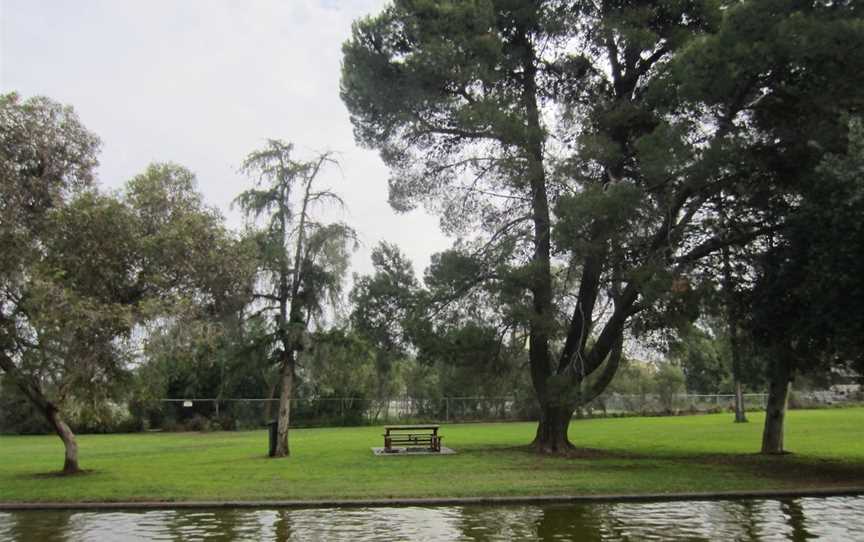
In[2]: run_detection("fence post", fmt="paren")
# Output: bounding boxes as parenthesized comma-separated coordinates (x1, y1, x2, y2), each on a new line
(445, 397, 450, 422)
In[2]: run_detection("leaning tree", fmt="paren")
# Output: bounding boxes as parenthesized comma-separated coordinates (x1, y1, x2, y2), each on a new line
(341, 0, 864, 452)
(0, 92, 100, 472)
(0, 95, 248, 474)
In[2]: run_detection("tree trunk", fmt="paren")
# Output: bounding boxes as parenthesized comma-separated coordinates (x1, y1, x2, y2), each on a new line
(729, 326, 748, 424)
(1, 352, 81, 473)
(761, 359, 792, 454)
(722, 240, 748, 424)
(514, 22, 563, 455)
(263, 380, 277, 423)
(47, 408, 80, 474)
(272, 351, 294, 458)
(734, 380, 748, 423)
(531, 402, 574, 453)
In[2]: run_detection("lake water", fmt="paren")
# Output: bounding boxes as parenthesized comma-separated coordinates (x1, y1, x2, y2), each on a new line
(1, 496, 862, 541)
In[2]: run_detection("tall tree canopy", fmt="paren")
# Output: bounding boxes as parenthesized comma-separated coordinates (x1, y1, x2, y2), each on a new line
(341, 0, 864, 452)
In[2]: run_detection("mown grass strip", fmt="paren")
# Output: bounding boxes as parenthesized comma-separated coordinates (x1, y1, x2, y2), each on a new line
(0, 408, 862, 503)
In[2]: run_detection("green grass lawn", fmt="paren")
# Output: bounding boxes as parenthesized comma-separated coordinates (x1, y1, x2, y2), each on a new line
(1, 408, 863, 503)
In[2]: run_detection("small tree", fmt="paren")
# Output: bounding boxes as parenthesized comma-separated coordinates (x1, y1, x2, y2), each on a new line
(350, 242, 420, 404)
(655, 364, 686, 413)
(236, 140, 355, 457)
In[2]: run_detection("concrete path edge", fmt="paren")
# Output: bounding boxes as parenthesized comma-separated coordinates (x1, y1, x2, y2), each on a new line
(2, 487, 863, 511)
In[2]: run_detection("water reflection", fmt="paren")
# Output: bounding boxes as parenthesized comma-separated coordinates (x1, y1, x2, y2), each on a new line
(0, 496, 861, 541)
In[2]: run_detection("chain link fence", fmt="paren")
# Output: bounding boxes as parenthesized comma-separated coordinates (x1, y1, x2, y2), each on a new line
(139, 396, 537, 431)
(137, 388, 862, 431)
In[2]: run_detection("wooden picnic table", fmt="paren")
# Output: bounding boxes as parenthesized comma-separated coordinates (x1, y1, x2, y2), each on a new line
(383, 424, 442, 452)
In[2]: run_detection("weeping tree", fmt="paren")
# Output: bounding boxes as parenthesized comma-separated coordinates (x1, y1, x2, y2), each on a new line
(236, 140, 356, 457)
(341, 0, 863, 452)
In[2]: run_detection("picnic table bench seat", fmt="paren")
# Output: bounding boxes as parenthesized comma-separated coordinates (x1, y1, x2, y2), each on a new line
(383, 424, 442, 452)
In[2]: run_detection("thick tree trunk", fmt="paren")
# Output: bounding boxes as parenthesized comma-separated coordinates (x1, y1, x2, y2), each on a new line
(734, 380, 748, 423)
(272, 351, 294, 458)
(531, 402, 574, 453)
(761, 359, 792, 454)
(0, 352, 81, 473)
(513, 23, 565, 456)
(47, 408, 80, 474)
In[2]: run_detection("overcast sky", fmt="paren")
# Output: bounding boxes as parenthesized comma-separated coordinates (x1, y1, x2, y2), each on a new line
(0, 0, 451, 278)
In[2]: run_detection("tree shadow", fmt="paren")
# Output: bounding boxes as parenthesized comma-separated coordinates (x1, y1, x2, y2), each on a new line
(16, 469, 96, 479)
(502, 444, 655, 460)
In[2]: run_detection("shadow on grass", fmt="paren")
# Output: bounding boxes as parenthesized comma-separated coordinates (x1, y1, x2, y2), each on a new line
(470, 444, 864, 487)
(720, 455, 864, 487)
(502, 445, 654, 460)
(19, 469, 97, 480)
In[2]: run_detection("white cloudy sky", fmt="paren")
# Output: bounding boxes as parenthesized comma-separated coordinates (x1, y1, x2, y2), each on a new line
(0, 0, 451, 277)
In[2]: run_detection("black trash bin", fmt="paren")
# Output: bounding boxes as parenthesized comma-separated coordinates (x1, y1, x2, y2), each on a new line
(267, 421, 278, 457)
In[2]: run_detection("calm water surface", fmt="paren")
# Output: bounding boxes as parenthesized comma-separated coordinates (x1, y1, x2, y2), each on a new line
(1, 497, 862, 541)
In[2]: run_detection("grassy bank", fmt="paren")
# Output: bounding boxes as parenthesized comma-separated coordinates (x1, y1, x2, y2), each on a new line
(1, 408, 863, 503)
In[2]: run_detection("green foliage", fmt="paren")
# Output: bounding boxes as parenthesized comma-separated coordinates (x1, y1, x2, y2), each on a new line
(236, 140, 356, 331)
(1, 94, 253, 439)
(1, 92, 101, 348)
(654, 363, 686, 412)
(554, 183, 644, 256)
(0, 92, 100, 231)
(606, 360, 655, 400)
(350, 242, 421, 402)
(300, 329, 377, 400)
(748, 117, 864, 376)
(131, 314, 273, 431)
(0, 379, 51, 434)
(350, 242, 419, 352)
(669, 323, 730, 394)
(342, 0, 815, 432)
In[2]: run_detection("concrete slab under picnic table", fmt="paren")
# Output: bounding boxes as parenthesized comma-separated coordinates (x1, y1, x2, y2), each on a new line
(371, 446, 457, 456)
